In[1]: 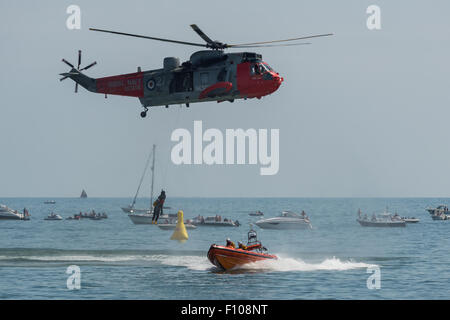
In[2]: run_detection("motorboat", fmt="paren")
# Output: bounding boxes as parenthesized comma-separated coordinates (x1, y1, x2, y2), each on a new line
(249, 210, 264, 216)
(426, 205, 450, 220)
(192, 215, 240, 227)
(401, 217, 420, 223)
(66, 215, 81, 220)
(157, 219, 197, 230)
(88, 212, 108, 220)
(357, 209, 406, 227)
(44, 200, 56, 204)
(255, 210, 311, 229)
(0, 204, 30, 220)
(44, 213, 63, 221)
(207, 229, 277, 270)
(430, 212, 449, 221)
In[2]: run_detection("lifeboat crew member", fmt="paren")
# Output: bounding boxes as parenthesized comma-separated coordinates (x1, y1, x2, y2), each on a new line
(245, 243, 262, 251)
(238, 241, 248, 250)
(238, 241, 262, 251)
(225, 238, 236, 248)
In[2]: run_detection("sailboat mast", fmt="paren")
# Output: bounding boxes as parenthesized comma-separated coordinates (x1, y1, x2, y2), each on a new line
(150, 144, 156, 211)
(130, 147, 153, 209)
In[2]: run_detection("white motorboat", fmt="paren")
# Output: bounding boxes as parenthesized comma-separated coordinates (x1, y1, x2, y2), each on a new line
(44, 200, 56, 204)
(401, 217, 420, 223)
(0, 204, 30, 220)
(255, 211, 311, 229)
(44, 213, 63, 221)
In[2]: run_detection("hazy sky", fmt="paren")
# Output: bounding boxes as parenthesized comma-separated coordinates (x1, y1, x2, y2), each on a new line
(1, 1, 450, 197)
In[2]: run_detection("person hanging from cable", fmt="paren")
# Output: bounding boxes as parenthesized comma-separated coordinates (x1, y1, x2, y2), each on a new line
(152, 190, 166, 224)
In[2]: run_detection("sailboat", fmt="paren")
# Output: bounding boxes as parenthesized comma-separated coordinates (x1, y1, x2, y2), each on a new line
(80, 189, 87, 198)
(123, 144, 169, 224)
(121, 145, 154, 215)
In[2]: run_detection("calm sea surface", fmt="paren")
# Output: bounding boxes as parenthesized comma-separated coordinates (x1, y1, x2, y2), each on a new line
(0, 197, 449, 299)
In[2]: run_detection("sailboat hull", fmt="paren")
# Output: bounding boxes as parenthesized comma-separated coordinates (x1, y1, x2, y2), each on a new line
(128, 213, 169, 224)
(121, 207, 150, 214)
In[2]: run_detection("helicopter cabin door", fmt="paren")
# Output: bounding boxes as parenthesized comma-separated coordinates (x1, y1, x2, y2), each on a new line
(170, 71, 193, 93)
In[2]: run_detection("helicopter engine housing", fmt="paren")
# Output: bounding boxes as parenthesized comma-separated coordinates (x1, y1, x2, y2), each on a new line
(163, 57, 180, 71)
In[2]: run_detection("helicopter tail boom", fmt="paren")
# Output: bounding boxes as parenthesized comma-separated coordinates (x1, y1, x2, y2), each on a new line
(95, 72, 144, 97)
(60, 69, 96, 93)
(61, 69, 145, 98)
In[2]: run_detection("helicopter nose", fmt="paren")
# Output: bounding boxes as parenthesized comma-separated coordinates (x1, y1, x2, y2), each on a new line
(273, 75, 283, 88)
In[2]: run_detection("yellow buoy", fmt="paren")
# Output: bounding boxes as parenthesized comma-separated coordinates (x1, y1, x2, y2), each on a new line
(170, 210, 189, 242)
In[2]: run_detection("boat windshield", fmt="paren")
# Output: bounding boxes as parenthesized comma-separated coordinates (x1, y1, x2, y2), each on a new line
(280, 211, 301, 218)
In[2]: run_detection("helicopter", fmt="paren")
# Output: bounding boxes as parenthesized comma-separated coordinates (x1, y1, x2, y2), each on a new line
(60, 24, 332, 118)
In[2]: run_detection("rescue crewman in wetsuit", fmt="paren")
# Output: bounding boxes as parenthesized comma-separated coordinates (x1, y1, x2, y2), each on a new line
(152, 190, 166, 224)
(225, 238, 236, 248)
(238, 241, 262, 251)
(245, 243, 262, 251)
(238, 241, 248, 250)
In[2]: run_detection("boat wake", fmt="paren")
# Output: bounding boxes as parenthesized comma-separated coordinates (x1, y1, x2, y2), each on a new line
(151, 254, 377, 273)
(235, 255, 377, 272)
(0, 249, 376, 273)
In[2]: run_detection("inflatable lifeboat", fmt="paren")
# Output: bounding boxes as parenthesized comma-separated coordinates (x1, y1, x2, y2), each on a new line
(207, 229, 277, 270)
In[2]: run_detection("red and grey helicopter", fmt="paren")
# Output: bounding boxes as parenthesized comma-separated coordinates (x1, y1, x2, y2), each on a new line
(60, 25, 332, 118)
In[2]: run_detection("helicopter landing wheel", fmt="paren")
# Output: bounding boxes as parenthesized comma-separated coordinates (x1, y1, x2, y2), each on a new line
(140, 107, 149, 118)
(186, 103, 190, 108)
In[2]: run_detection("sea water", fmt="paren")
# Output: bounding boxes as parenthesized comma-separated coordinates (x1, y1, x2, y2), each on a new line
(0, 197, 449, 299)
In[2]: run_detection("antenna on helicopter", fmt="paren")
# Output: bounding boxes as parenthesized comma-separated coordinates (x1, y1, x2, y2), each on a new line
(60, 50, 97, 93)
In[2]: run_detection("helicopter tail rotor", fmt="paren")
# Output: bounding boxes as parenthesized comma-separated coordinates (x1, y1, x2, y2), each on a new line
(60, 50, 97, 93)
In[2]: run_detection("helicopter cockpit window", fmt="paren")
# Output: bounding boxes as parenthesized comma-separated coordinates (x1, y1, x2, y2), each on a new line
(262, 63, 273, 72)
(251, 63, 264, 75)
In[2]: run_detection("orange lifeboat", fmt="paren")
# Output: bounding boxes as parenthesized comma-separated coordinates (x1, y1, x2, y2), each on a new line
(207, 229, 277, 270)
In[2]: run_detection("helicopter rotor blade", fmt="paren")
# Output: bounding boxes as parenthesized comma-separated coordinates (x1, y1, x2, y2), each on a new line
(77, 50, 82, 70)
(59, 75, 69, 81)
(79, 61, 97, 71)
(231, 42, 312, 48)
(227, 33, 333, 48)
(190, 24, 214, 45)
(62, 59, 74, 68)
(89, 28, 208, 48)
